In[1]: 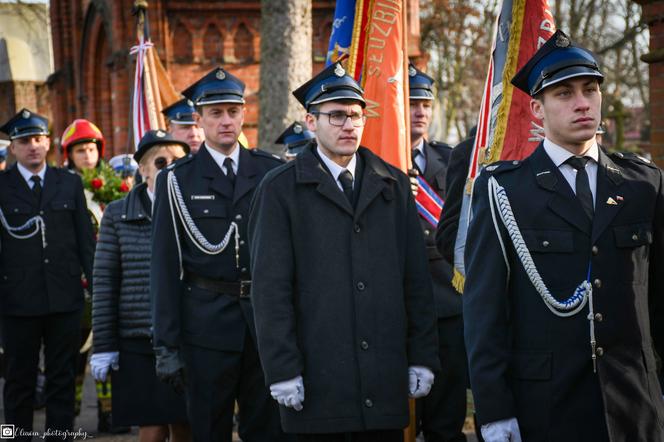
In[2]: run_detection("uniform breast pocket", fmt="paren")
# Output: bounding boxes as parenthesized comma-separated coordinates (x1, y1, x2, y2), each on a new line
(612, 223, 652, 284)
(521, 229, 574, 253)
(2, 203, 34, 225)
(51, 200, 76, 211)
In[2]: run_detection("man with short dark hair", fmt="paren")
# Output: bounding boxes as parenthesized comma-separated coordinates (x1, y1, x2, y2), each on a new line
(249, 61, 440, 442)
(0, 109, 95, 441)
(150, 67, 290, 442)
(464, 30, 664, 441)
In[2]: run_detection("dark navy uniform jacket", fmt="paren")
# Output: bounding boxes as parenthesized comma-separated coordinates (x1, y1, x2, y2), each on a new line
(150, 144, 283, 353)
(0, 165, 94, 316)
(417, 140, 460, 318)
(464, 143, 664, 441)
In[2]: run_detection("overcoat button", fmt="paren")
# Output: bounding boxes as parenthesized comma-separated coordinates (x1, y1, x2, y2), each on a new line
(356, 282, 366, 291)
(632, 234, 638, 241)
(542, 241, 550, 247)
(235, 214, 243, 221)
(360, 341, 369, 350)
(364, 398, 373, 408)
(204, 209, 209, 214)
(596, 347, 604, 356)
(354, 224, 361, 233)
(591, 246, 598, 255)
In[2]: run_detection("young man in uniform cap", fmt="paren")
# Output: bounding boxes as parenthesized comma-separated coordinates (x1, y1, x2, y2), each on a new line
(463, 30, 664, 441)
(407, 64, 469, 442)
(150, 67, 290, 442)
(248, 61, 440, 442)
(0, 109, 95, 441)
(275, 121, 315, 160)
(162, 98, 205, 154)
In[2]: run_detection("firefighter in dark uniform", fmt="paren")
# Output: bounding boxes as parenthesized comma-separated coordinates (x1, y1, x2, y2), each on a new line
(162, 98, 205, 154)
(408, 65, 469, 442)
(0, 109, 95, 441)
(275, 121, 315, 160)
(150, 67, 291, 442)
(248, 61, 440, 442)
(464, 30, 664, 442)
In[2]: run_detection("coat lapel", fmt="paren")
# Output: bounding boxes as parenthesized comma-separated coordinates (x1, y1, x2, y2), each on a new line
(422, 141, 446, 188)
(354, 147, 395, 219)
(233, 146, 258, 204)
(591, 149, 625, 243)
(6, 166, 36, 205)
(40, 166, 60, 208)
(529, 145, 592, 235)
(296, 145, 354, 217)
(197, 144, 234, 199)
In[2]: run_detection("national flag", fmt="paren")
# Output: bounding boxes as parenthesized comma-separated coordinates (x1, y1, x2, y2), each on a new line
(326, 0, 356, 66)
(452, 0, 556, 292)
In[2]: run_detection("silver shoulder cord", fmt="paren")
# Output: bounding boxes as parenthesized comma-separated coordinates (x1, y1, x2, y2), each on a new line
(0, 207, 47, 252)
(166, 170, 240, 280)
(487, 175, 598, 371)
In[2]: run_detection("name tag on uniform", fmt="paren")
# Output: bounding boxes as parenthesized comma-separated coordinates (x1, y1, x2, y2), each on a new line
(191, 195, 215, 201)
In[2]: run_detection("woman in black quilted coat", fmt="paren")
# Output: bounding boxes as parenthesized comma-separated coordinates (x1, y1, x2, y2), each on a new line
(90, 130, 190, 442)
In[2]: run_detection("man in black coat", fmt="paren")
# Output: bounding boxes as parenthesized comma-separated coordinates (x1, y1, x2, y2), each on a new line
(407, 64, 468, 442)
(464, 30, 664, 442)
(0, 109, 95, 441)
(150, 67, 290, 442)
(248, 61, 440, 442)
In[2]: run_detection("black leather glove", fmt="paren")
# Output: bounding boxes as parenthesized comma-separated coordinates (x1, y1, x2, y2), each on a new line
(154, 347, 186, 395)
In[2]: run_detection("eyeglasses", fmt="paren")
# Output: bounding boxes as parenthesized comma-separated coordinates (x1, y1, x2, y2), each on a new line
(154, 156, 169, 170)
(311, 111, 367, 127)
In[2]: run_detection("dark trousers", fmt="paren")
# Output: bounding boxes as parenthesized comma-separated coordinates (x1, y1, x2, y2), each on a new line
(181, 331, 290, 442)
(417, 316, 469, 442)
(296, 430, 403, 442)
(2, 310, 82, 442)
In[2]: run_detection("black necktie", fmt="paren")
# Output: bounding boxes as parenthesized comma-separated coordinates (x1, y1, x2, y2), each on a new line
(412, 149, 423, 174)
(223, 158, 236, 186)
(30, 175, 42, 202)
(565, 156, 594, 220)
(339, 169, 354, 204)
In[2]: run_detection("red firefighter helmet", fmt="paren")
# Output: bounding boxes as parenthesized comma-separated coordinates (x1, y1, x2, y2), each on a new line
(61, 119, 105, 158)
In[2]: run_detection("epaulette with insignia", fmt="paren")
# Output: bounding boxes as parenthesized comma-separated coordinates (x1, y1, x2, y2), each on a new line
(611, 151, 657, 168)
(482, 160, 521, 174)
(167, 154, 194, 170)
(250, 148, 285, 163)
(429, 140, 453, 151)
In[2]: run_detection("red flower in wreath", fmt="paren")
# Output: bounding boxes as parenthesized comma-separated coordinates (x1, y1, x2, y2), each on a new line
(119, 181, 130, 193)
(91, 178, 104, 189)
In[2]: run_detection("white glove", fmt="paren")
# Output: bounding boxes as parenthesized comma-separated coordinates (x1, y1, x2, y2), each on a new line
(409, 176, 419, 196)
(270, 375, 305, 411)
(90, 352, 120, 382)
(408, 365, 434, 398)
(481, 417, 522, 442)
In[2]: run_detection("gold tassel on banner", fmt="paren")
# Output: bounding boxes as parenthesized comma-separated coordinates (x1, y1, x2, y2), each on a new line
(452, 268, 465, 294)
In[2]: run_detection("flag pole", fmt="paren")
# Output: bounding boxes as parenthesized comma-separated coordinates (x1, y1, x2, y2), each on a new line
(402, 5, 418, 441)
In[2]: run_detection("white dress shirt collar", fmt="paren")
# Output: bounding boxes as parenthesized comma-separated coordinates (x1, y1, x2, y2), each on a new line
(543, 138, 599, 167)
(17, 162, 47, 188)
(205, 143, 240, 175)
(317, 146, 357, 191)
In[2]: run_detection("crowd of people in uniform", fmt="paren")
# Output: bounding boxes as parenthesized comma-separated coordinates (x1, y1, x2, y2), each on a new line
(1, 30, 663, 442)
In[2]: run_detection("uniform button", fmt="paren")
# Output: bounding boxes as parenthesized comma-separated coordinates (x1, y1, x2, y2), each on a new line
(542, 241, 550, 248)
(593, 279, 602, 288)
(240, 240, 245, 246)
(3, 275, 7, 280)
(354, 224, 361, 233)
(424, 229, 430, 236)
(39, 210, 44, 215)
(13, 208, 18, 213)
(203, 209, 209, 214)
(241, 267, 248, 273)
(44, 258, 49, 264)
(63, 204, 68, 208)
(235, 214, 243, 221)
(364, 398, 373, 408)
(591, 246, 599, 255)
(596, 347, 604, 357)
(360, 341, 369, 350)
(356, 282, 366, 291)
(632, 234, 638, 241)
(138, 213, 143, 217)
(594, 313, 603, 322)
(512, 160, 519, 165)
(121, 214, 126, 219)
